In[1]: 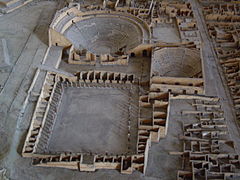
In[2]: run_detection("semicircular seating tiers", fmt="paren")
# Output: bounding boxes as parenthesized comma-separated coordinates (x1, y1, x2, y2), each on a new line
(49, 6, 151, 55)
(151, 47, 202, 78)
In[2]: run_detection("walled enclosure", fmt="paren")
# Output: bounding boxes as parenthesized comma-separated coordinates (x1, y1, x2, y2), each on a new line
(22, 0, 206, 174)
(1, 0, 240, 180)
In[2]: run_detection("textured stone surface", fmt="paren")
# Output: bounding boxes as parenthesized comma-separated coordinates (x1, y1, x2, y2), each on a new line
(48, 86, 137, 154)
(151, 47, 202, 77)
(64, 17, 143, 55)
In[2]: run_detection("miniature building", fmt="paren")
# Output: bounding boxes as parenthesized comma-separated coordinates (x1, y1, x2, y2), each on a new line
(1, 0, 240, 179)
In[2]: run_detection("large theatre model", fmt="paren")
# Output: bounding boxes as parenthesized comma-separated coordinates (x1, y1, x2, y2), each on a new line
(0, 0, 238, 179)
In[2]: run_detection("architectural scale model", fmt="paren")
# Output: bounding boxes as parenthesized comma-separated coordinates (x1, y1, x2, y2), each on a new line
(0, 0, 240, 179)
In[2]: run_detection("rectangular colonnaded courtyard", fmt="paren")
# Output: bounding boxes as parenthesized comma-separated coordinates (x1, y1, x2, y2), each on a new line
(47, 83, 139, 155)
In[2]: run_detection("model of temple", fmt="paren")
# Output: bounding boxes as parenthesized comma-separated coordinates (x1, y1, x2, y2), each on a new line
(1, 0, 240, 179)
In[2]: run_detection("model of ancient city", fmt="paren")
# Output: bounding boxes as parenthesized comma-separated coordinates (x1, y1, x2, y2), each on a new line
(1, 0, 240, 179)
